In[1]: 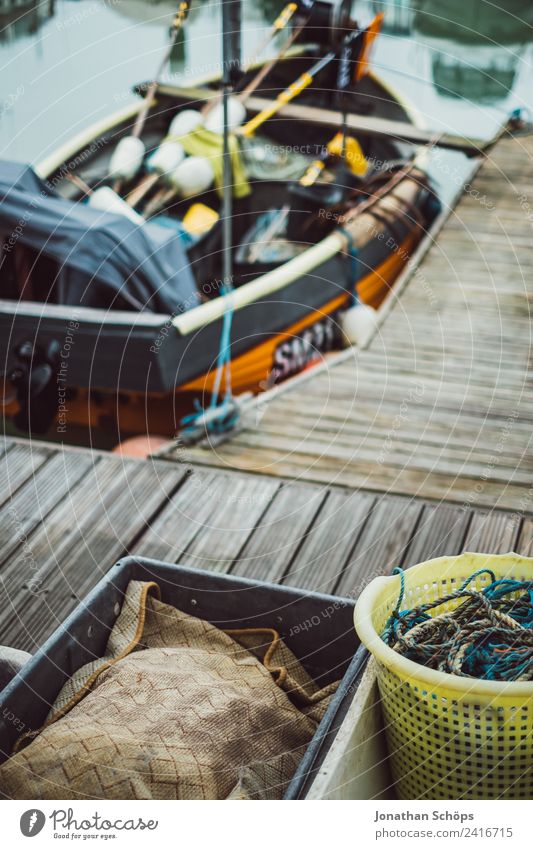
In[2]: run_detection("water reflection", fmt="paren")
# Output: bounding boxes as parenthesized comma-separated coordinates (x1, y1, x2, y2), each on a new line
(101, 0, 286, 73)
(369, 0, 414, 34)
(2, 0, 533, 163)
(0, 0, 55, 42)
(413, 0, 533, 103)
(366, 0, 533, 104)
(0, 0, 273, 162)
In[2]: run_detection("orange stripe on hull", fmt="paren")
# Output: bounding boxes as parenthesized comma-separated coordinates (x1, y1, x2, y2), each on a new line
(183, 233, 416, 396)
(40, 234, 418, 436)
(181, 291, 350, 396)
(357, 233, 417, 308)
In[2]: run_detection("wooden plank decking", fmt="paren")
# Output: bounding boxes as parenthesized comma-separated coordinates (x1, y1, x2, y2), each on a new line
(176, 133, 533, 513)
(1, 134, 533, 654)
(0, 434, 532, 654)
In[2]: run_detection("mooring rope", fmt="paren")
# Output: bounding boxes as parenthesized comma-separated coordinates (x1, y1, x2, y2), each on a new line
(180, 281, 239, 440)
(383, 567, 533, 682)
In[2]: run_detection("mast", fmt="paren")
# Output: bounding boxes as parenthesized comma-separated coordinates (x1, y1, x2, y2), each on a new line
(220, 0, 242, 286)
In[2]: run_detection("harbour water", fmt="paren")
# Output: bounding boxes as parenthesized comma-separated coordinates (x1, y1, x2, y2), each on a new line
(2, 0, 533, 198)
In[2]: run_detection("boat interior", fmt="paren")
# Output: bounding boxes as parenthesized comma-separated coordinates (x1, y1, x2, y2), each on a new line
(1, 49, 416, 313)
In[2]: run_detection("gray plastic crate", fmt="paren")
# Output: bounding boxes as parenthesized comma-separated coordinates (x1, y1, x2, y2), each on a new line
(0, 556, 368, 798)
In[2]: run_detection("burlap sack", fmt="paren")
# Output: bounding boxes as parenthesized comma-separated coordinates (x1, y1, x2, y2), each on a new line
(0, 581, 338, 800)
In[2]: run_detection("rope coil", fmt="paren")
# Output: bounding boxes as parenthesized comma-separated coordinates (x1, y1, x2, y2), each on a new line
(384, 568, 533, 682)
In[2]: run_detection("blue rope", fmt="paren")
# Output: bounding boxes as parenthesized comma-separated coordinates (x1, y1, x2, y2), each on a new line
(181, 282, 239, 438)
(391, 566, 405, 616)
(459, 568, 496, 590)
(382, 568, 533, 682)
(383, 567, 422, 645)
(209, 282, 234, 411)
(339, 226, 359, 306)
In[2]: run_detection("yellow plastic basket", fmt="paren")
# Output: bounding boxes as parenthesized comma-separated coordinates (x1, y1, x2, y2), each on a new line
(354, 552, 533, 800)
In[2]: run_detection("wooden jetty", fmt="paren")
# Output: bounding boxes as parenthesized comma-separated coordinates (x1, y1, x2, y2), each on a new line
(173, 132, 533, 512)
(0, 434, 530, 655)
(1, 131, 533, 655)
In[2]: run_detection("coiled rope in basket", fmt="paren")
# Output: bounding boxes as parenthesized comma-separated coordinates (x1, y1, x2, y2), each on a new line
(384, 567, 533, 682)
(354, 554, 533, 799)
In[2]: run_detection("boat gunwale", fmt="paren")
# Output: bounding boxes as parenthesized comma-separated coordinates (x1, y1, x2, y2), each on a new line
(0, 298, 170, 327)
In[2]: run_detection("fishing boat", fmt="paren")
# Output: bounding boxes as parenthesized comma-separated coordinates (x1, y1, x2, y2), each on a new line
(0, 0, 439, 442)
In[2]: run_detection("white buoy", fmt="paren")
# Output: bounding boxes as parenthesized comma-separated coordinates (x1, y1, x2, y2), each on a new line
(88, 187, 144, 224)
(168, 109, 204, 138)
(147, 140, 185, 175)
(340, 302, 378, 347)
(169, 156, 215, 198)
(108, 136, 146, 182)
(204, 96, 246, 135)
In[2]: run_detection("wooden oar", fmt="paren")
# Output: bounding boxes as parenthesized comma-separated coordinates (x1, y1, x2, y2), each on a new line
(235, 12, 308, 104)
(125, 171, 161, 208)
(111, 1, 191, 192)
(246, 2, 299, 72)
(239, 48, 337, 138)
(143, 13, 381, 217)
(144, 46, 338, 219)
(239, 9, 387, 139)
(66, 172, 94, 197)
(246, 17, 387, 261)
(133, 2, 190, 139)
(143, 185, 176, 219)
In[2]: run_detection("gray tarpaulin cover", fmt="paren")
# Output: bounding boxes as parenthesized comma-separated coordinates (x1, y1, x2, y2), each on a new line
(0, 161, 199, 314)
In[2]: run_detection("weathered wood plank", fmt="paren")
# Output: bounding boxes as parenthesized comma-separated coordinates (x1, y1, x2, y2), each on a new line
(218, 429, 533, 486)
(165, 83, 498, 153)
(131, 469, 266, 563)
(0, 458, 121, 645)
(175, 474, 279, 573)
(282, 490, 375, 593)
(230, 421, 533, 481)
(1, 457, 182, 651)
(0, 451, 94, 568)
(462, 510, 520, 553)
(516, 518, 533, 556)
(256, 405, 533, 457)
(0, 430, 530, 656)
(231, 483, 327, 582)
(0, 444, 51, 509)
(183, 440, 533, 512)
(335, 496, 423, 597)
(0, 458, 118, 600)
(404, 503, 472, 566)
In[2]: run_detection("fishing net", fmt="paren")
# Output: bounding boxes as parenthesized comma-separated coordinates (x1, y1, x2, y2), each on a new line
(0, 581, 337, 800)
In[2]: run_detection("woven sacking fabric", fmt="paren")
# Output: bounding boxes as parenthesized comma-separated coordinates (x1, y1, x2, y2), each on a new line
(0, 581, 337, 800)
